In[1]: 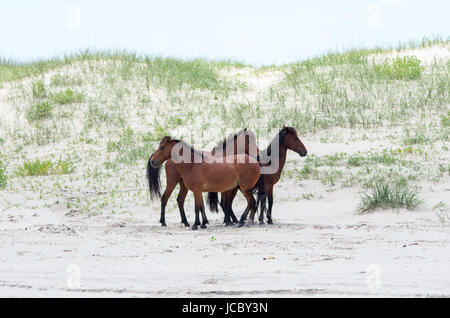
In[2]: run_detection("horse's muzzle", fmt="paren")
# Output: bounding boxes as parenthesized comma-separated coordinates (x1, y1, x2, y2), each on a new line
(299, 150, 307, 157)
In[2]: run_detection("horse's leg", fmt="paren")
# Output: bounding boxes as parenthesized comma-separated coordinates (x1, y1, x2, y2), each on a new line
(220, 192, 228, 223)
(249, 193, 258, 224)
(258, 186, 270, 225)
(192, 192, 202, 230)
(160, 176, 178, 227)
(177, 180, 190, 227)
(228, 187, 239, 224)
(200, 203, 208, 229)
(238, 190, 256, 227)
(220, 191, 233, 226)
(195, 191, 208, 229)
(266, 188, 274, 225)
(250, 180, 268, 225)
(219, 193, 225, 221)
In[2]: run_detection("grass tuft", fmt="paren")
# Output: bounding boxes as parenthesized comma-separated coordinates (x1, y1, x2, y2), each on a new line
(441, 112, 450, 127)
(0, 156, 7, 189)
(374, 56, 424, 80)
(357, 178, 423, 214)
(50, 88, 85, 104)
(17, 158, 74, 176)
(26, 101, 53, 121)
(32, 80, 46, 98)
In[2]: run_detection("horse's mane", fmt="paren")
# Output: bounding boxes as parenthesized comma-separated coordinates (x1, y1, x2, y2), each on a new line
(211, 128, 257, 154)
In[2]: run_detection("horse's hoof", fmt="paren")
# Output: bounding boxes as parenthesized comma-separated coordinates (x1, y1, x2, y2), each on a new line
(237, 222, 245, 228)
(161, 223, 167, 227)
(267, 219, 273, 225)
(182, 222, 190, 227)
(191, 225, 198, 230)
(200, 225, 207, 229)
(225, 222, 234, 227)
(259, 220, 264, 225)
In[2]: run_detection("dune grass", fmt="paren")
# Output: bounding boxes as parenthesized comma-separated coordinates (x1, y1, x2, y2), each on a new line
(50, 88, 85, 104)
(32, 80, 46, 98)
(26, 101, 53, 121)
(0, 37, 447, 215)
(17, 158, 74, 176)
(357, 178, 423, 214)
(0, 156, 6, 189)
(374, 56, 424, 81)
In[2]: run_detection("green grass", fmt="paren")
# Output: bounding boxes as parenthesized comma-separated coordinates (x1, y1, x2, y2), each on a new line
(347, 152, 398, 167)
(26, 101, 53, 121)
(106, 127, 159, 165)
(357, 178, 423, 214)
(433, 201, 450, 223)
(50, 88, 85, 104)
(441, 112, 450, 127)
(50, 74, 83, 87)
(32, 80, 46, 98)
(374, 56, 424, 81)
(17, 158, 74, 176)
(402, 128, 430, 145)
(0, 156, 6, 189)
(145, 58, 221, 92)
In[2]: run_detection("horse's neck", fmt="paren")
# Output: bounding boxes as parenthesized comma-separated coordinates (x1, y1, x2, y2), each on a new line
(174, 161, 194, 174)
(275, 144, 288, 175)
(263, 141, 288, 173)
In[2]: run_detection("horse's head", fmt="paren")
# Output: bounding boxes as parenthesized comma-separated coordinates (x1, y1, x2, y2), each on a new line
(150, 136, 178, 168)
(280, 126, 307, 157)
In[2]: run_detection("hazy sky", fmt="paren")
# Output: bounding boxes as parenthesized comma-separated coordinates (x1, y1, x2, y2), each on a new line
(0, 0, 448, 65)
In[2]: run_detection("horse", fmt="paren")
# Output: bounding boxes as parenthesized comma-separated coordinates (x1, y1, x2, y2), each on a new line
(209, 126, 307, 225)
(147, 136, 265, 230)
(146, 129, 259, 227)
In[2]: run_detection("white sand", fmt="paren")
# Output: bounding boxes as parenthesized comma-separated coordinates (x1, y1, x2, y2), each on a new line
(1, 172, 449, 297)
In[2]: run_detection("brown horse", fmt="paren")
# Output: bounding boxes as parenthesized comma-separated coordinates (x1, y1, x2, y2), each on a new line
(147, 129, 259, 227)
(147, 136, 265, 230)
(211, 126, 307, 225)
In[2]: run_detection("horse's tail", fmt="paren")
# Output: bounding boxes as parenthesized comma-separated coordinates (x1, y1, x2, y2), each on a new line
(253, 174, 267, 216)
(146, 154, 161, 200)
(207, 192, 219, 213)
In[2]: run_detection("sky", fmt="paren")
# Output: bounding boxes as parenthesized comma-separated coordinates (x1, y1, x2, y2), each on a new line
(0, 0, 448, 65)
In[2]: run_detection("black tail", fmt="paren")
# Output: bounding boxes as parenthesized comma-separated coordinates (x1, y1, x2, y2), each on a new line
(146, 154, 161, 200)
(253, 174, 267, 217)
(207, 192, 219, 213)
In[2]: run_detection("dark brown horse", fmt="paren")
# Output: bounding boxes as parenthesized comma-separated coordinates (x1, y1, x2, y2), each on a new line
(211, 127, 307, 225)
(147, 129, 259, 227)
(147, 136, 265, 230)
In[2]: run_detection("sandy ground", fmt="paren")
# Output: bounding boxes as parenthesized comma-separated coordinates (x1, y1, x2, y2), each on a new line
(1, 179, 449, 297)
